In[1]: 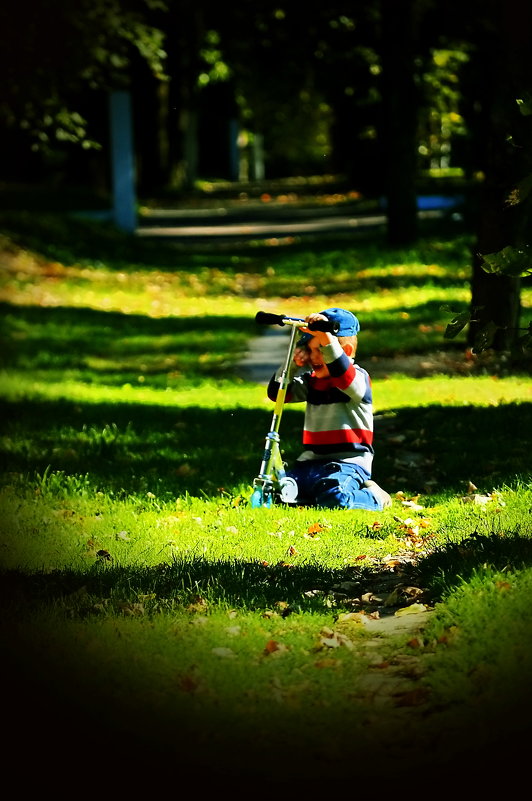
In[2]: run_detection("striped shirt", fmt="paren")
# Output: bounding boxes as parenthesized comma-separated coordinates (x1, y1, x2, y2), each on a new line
(267, 339, 374, 475)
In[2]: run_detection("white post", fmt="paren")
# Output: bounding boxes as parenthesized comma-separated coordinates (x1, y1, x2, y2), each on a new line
(109, 90, 137, 233)
(229, 118, 240, 182)
(252, 133, 265, 181)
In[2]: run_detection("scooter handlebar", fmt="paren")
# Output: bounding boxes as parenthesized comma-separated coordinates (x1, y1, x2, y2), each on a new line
(255, 311, 340, 334)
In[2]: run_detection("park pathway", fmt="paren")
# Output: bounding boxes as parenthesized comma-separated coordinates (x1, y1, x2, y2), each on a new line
(136, 200, 452, 243)
(236, 323, 290, 383)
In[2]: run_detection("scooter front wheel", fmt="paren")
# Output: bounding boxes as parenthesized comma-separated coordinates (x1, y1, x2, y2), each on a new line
(250, 488, 272, 508)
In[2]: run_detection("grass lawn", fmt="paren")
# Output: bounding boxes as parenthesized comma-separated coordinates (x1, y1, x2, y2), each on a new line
(1, 210, 531, 790)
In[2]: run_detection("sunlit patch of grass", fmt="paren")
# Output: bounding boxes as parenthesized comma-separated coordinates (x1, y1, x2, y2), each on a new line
(374, 375, 532, 410)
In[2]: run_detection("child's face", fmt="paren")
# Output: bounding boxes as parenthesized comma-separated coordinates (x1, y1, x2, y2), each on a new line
(307, 335, 330, 377)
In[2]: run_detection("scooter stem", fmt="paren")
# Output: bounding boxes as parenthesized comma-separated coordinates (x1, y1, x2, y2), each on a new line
(271, 324, 299, 434)
(255, 324, 299, 481)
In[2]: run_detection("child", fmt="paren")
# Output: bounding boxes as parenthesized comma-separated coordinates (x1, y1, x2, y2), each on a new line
(267, 307, 391, 511)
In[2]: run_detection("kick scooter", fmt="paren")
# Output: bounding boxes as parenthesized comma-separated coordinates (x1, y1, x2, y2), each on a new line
(250, 311, 339, 508)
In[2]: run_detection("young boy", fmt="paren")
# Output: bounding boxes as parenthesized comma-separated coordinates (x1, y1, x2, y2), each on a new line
(267, 307, 391, 511)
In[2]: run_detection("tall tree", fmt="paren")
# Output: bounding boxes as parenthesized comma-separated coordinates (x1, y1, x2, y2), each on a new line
(0, 0, 166, 183)
(379, 0, 419, 245)
(466, 0, 532, 351)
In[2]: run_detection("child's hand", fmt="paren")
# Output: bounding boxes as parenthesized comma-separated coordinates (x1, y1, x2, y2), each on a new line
(293, 346, 310, 368)
(300, 313, 333, 346)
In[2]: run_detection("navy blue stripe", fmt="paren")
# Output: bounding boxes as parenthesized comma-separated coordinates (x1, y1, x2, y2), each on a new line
(327, 351, 352, 378)
(307, 386, 351, 406)
(309, 443, 374, 455)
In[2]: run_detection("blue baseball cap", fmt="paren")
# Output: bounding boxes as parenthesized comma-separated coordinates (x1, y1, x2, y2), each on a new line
(297, 307, 360, 345)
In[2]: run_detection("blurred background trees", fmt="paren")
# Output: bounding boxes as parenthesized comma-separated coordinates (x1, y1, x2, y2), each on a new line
(1, 0, 530, 351)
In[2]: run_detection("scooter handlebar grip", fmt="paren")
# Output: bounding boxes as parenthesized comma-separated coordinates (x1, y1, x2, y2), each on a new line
(255, 312, 340, 334)
(255, 311, 286, 326)
(308, 319, 340, 334)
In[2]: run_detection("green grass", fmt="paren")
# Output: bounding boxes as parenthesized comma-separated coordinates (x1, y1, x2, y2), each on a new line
(1, 211, 531, 784)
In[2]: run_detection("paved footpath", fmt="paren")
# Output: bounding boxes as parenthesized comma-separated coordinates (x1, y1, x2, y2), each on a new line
(236, 324, 291, 384)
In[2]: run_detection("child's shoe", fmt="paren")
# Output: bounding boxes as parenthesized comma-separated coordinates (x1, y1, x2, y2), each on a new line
(363, 480, 392, 509)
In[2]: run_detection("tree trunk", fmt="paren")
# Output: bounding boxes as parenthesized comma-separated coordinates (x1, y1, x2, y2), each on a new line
(160, 2, 204, 190)
(468, 0, 531, 351)
(470, 177, 522, 351)
(380, 0, 419, 246)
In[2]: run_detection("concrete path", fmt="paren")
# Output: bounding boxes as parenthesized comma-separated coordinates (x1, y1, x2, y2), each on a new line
(236, 325, 291, 384)
(137, 204, 447, 242)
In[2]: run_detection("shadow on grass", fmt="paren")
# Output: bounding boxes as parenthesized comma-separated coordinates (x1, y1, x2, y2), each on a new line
(1, 396, 531, 496)
(0, 556, 376, 611)
(413, 529, 532, 599)
(3, 525, 532, 612)
(4, 300, 528, 390)
(1, 303, 254, 382)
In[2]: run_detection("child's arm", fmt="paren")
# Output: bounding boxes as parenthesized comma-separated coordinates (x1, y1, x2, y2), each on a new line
(301, 312, 368, 402)
(322, 340, 369, 401)
(267, 343, 310, 403)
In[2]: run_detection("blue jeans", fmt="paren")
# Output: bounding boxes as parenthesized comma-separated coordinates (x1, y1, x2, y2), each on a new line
(286, 460, 382, 511)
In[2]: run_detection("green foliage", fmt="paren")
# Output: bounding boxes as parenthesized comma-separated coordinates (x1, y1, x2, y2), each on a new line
(443, 300, 532, 354)
(480, 244, 532, 278)
(0, 0, 167, 148)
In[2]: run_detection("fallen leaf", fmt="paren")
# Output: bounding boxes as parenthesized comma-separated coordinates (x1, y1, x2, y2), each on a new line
(264, 640, 288, 656)
(361, 592, 382, 604)
(307, 522, 326, 534)
(314, 658, 339, 669)
(495, 580, 512, 591)
(394, 603, 428, 616)
(212, 647, 237, 659)
(402, 500, 424, 510)
(403, 586, 424, 600)
(320, 630, 354, 650)
(461, 493, 494, 505)
(336, 612, 368, 625)
(187, 597, 208, 613)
